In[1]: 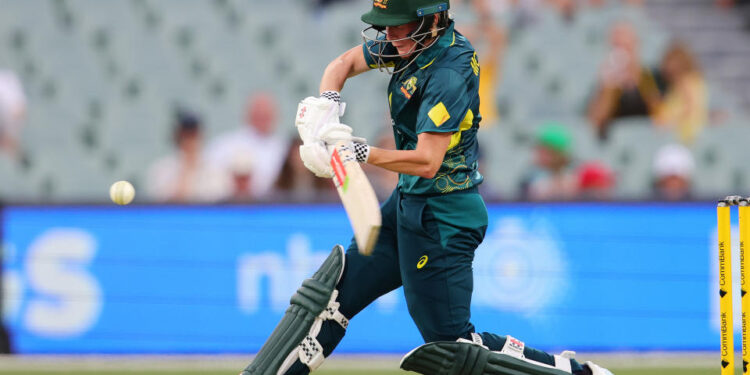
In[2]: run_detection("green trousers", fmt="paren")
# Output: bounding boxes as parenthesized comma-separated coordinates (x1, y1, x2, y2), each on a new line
(283, 188, 582, 374)
(337, 187, 487, 341)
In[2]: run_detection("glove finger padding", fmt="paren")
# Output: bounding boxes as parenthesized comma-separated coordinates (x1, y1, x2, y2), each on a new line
(318, 122, 353, 144)
(299, 143, 334, 178)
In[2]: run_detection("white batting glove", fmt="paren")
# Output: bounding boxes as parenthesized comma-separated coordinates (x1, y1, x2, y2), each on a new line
(295, 93, 346, 144)
(299, 142, 334, 178)
(318, 122, 353, 144)
(319, 122, 370, 163)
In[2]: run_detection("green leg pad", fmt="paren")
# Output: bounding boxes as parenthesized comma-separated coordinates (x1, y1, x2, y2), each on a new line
(242, 245, 345, 375)
(400, 341, 571, 375)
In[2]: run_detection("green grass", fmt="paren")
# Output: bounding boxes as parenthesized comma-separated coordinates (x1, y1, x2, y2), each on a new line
(0, 353, 728, 374)
(612, 370, 724, 375)
(0, 369, 727, 375)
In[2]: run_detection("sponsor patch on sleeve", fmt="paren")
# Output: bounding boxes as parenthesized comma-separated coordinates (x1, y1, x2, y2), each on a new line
(428, 102, 450, 127)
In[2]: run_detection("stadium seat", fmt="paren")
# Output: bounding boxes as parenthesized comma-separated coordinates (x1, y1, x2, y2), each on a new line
(692, 124, 748, 197)
(0, 0, 747, 201)
(602, 119, 677, 199)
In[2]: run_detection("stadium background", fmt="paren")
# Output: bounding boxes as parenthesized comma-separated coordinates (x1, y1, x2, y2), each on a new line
(1, 0, 749, 373)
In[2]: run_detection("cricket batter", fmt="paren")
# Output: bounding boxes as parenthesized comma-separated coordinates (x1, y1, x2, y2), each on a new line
(243, 1, 613, 374)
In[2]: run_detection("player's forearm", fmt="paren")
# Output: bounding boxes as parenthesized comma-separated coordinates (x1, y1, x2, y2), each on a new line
(320, 46, 370, 93)
(320, 59, 349, 93)
(367, 147, 441, 179)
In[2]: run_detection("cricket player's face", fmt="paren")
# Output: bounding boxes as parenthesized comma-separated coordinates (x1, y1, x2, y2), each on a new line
(386, 21, 421, 58)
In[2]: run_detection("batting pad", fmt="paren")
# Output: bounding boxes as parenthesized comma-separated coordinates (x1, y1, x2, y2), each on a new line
(400, 341, 572, 375)
(241, 245, 347, 375)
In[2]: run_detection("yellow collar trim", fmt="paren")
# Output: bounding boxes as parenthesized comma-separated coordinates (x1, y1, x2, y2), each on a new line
(420, 58, 436, 70)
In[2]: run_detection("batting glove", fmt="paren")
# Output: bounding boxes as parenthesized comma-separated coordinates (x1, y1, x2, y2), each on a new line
(295, 94, 346, 144)
(318, 122, 369, 163)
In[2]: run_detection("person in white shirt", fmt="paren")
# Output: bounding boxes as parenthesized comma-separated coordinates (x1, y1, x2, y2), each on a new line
(652, 143, 694, 201)
(146, 110, 231, 203)
(207, 93, 288, 200)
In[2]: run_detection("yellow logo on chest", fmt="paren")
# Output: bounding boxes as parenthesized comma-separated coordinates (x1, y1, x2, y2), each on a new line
(400, 76, 418, 99)
(417, 255, 429, 269)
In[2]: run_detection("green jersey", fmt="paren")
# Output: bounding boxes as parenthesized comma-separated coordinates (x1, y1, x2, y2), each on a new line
(363, 22, 483, 195)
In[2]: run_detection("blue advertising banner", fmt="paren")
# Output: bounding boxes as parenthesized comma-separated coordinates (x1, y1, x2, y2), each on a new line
(0, 203, 724, 353)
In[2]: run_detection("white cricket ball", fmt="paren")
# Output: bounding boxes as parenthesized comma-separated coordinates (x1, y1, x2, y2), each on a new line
(109, 180, 135, 205)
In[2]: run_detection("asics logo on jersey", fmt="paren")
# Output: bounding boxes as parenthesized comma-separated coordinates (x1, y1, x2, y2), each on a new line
(299, 106, 307, 119)
(417, 255, 428, 269)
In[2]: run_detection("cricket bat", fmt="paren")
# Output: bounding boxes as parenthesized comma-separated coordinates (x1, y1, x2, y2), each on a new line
(330, 141, 381, 255)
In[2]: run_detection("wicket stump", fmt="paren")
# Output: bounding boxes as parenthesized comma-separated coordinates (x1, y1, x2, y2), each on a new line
(718, 195, 750, 375)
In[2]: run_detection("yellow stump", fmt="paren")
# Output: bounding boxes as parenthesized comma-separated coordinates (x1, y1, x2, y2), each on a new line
(718, 203, 734, 375)
(741, 201, 750, 374)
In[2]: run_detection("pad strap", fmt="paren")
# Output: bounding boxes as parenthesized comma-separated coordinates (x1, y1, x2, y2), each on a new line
(297, 290, 349, 371)
(298, 336, 325, 371)
(470, 332, 483, 346)
(319, 290, 349, 329)
(500, 335, 525, 359)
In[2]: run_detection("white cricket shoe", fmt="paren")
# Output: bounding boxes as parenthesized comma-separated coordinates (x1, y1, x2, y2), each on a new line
(584, 361, 614, 375)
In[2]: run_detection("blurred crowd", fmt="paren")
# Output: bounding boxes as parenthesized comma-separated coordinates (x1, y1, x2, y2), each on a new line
(0, 0, 745, 203)
(143, 94, 338, 204)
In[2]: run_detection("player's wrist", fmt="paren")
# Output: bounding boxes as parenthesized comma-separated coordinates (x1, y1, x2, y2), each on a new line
(320, 91, 341, 103)
(353, 141, 370, 163)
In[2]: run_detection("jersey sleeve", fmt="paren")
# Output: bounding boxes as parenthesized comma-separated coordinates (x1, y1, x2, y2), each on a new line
(362, 36, 400, 69)
(416, 68, 471, 134)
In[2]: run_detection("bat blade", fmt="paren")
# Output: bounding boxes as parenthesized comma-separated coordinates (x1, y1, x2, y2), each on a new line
(330, 142, 381, 255)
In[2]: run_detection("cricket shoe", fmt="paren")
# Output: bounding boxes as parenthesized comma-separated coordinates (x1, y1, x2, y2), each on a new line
(583, 361, 614, 375)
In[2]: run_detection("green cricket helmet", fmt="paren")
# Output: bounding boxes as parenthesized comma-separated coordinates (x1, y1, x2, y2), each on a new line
(362, 0, 449, 27)
(361, 0, 451, 74)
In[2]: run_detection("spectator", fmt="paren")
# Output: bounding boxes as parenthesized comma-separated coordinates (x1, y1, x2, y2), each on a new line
(207, 93, 288, 200)
(547, 0, 577, 23)
(715, 0, 750, 9)
(270, 138, 336, 203)
(225, 151, 255, 203)
(146, 110, 231, 203)
(462, 0, 508, 128)
(652, 143, 694, 201)
(576, 161, 615, 200)
(521, 122, 578, 200)
(587, 0, 643, 8)
(586, 22, 665, 140)
(653, 41, 707, 145)
(316, 0, 351, 7)
(0, 69, 26, 160)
